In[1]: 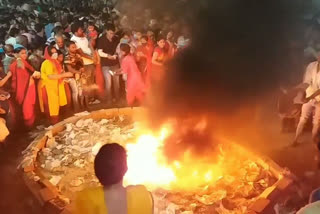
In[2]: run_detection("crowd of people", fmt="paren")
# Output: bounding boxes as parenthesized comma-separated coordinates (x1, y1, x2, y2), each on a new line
(0, 1, 191, 134)
(1, 1, 320, 214)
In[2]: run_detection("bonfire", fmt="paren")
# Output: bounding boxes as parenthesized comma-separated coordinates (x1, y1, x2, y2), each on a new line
(33, 113, 278, 214)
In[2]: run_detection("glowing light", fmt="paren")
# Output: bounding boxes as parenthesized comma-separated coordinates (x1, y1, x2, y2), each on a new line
(122, 118, 256, 191)
(174, 161, 181, 169)
(124, 130, 176, 188)
(205, 170, 212, 182)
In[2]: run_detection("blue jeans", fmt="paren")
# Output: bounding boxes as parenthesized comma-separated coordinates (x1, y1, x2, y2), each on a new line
(102, 65, 120, 102)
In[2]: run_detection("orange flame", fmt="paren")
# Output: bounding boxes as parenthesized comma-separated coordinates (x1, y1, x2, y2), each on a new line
(123, 119, 251, 190)
(124, 131, 176, 188)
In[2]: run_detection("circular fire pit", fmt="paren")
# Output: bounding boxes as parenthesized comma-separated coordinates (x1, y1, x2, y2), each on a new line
(20, 108, 294, 214)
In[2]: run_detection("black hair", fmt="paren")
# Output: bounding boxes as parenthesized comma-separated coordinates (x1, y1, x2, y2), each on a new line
(4, 44, 14, 54)
(63, 8, 69, 13)
(66, 40, 76, 48)
(105, 23, 115, 32)
(48, 16, 55, 23)
(120, 43, 131, 56)
(47, 45, 57, 56)
(133, 29, 144, 34)
(141, 35, 149, 42)
(94, 143, 128, 187)
(30, 45, 44, 53)
(34, 23, 44, 33)
(52, 26, 64, 35)
(16, 35, 28, 48)
(66, 14, 73, 24)
(29, 14, 35, 20)
(71, 22, 84, 34)
(19, 25, 28, 33)
(88, 21, 95, 27)
(14, 47, 26, 54)
(122, 31, 132, 37)
(63, 32, 71, 41)
(9, 27, 20, 37)
(156, 34, 166, 42)
(101, 13, 110, 22)
(57, 49, 63, 56)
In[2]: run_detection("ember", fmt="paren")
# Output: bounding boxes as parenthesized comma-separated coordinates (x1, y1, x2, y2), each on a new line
(33, 112, 278, 214)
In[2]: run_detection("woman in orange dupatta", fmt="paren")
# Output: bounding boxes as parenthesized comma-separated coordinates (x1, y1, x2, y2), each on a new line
(38, 46, 73, 124)
(88, 31, 105, 100)
(9, 47, 38, 128)
(73, 143, 153, 214)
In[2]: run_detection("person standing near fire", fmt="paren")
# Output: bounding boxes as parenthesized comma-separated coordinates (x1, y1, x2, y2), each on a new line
(293, 58, 320, 146)
(146, 36, 166, 88)
(135, 35, 153, 82)
(73, 143, 153, 214)
(0, 74, 11, 142)
(38, 46, 73, 124)
(71, 22, 97, 108)
(97, 24, 121, 105)
(120, 43, 145, 106)
(9, 47, 39, 128)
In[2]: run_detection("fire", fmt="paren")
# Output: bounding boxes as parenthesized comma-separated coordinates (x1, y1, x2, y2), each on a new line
(124, 127, 176, 188)
(124, 119, 229, 190)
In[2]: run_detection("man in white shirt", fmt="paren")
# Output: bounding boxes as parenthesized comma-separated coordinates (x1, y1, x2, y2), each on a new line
(293, 60, 320, 145)
(71, 22, 96, 108)
(71, 23, 94, 65)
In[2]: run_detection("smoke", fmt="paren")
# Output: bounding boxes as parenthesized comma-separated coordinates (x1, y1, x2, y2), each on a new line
(125, 0, 304, 158)
(144, 0, 304, 122)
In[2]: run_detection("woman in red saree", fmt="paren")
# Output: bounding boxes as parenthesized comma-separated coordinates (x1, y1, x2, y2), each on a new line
(9, 47, 38, 128)
(136, 35, 153, 83)
(120, 43, 145, 106)
(146, 36, 166, 87)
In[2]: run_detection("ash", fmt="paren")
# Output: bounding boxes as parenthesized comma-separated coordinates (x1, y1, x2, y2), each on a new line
(37, 116, 136, 198)
(152, 161, 277, 214)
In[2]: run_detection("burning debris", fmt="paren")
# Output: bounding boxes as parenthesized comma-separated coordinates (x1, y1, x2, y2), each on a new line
(152, 160, 277, 214)
(31, 115, 279, 214)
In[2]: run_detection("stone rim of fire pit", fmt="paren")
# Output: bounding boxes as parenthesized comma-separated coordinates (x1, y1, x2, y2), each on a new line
(19, 107, 295, 214)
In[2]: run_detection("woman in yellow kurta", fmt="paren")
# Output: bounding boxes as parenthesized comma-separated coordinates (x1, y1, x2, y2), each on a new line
(38, 46, 73, 124)
(73, 143, 153, 214)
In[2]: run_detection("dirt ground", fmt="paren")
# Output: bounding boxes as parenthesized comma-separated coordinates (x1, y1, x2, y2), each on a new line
(0, 97, 319, 214)
(0, 133, 43, 214)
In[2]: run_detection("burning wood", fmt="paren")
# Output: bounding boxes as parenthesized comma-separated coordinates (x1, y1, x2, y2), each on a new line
(34, 115, 277, 214)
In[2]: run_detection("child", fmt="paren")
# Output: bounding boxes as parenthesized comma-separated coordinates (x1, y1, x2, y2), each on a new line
(87, 22, 98, 48)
